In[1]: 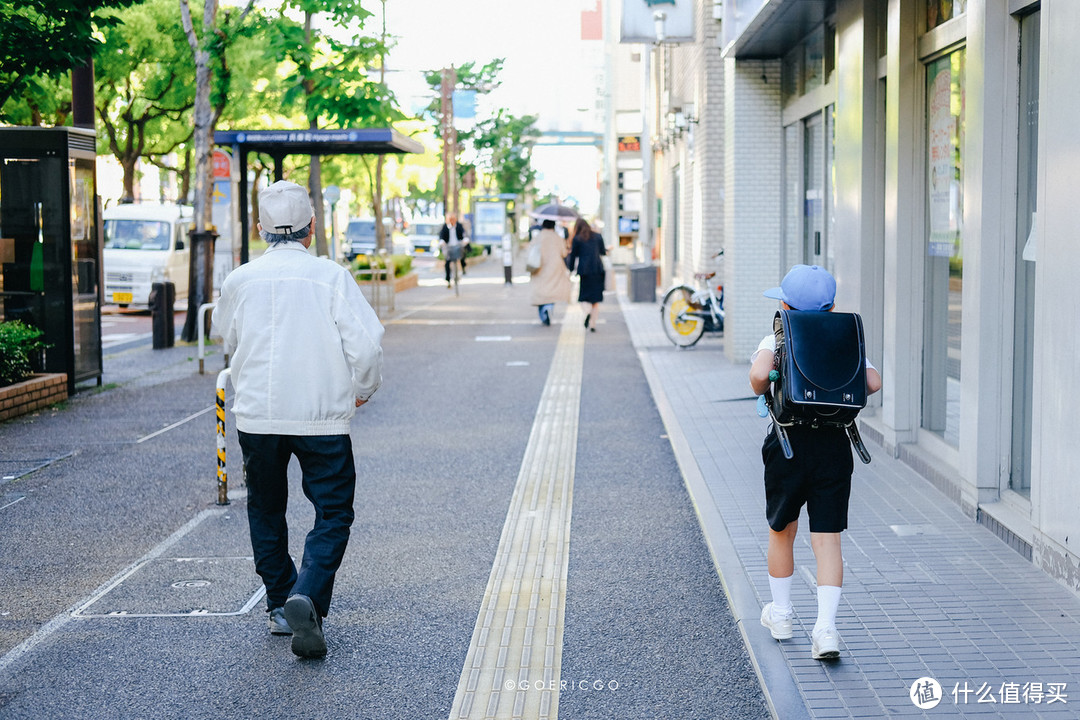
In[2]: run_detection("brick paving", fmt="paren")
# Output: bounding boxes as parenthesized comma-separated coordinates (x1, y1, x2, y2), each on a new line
(616, 276, 1080, 719)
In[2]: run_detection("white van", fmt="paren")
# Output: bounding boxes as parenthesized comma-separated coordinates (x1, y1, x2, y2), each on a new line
(103, 204, 193, 307)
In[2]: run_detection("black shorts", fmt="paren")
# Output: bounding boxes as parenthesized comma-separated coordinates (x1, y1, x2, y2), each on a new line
(762, 424, 854, 533)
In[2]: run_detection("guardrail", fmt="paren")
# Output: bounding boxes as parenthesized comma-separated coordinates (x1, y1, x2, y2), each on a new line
(365, 249, 395, 318)
(197, 302, 229, 374)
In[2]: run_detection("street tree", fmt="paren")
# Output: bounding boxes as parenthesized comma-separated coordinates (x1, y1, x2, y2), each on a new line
(421, 59, 514, 211)
(267, 0, 400, 256)
(420, 58, 504, 140)
(471, 109, 540, 197)
(0, 75, 72, 126)
(94, 0, 196, 202)
(178, 0, 255, 342)
(0, 0, 143, 115)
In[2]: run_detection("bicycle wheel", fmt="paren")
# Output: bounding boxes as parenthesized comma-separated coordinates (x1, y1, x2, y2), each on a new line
(453, 259, 460, 296)
(661, 286, 705, 347)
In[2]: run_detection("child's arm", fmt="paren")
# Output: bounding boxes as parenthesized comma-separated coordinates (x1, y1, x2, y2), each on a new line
(749, 349, 774, 396)
(867, 366, 882, 395)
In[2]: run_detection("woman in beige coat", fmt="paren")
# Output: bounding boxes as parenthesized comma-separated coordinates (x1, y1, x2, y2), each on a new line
(529, 219, 571, 325)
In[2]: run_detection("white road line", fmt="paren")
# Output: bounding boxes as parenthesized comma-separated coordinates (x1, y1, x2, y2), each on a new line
(0, 508, 225, 675)
(136, 405, 215, 444)
(102, 331, 152, 349)
(448, 306, 585, 720)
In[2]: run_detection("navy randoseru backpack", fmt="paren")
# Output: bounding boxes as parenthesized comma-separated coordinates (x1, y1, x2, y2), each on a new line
(764, 309, 872, 463)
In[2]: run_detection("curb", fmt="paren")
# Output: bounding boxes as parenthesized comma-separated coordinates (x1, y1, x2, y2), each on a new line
(635, 348, 810, 720)
(618, 288, 809, 720)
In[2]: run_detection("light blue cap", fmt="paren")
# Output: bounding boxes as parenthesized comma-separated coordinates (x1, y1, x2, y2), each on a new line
(763, 264, 836, 311)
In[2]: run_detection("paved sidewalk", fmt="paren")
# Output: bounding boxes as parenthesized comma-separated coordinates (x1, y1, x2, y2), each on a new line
(614, 276, 1080, 719)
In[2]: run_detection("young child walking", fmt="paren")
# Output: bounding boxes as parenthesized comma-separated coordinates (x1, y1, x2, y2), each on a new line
(748, 265, 882, 660)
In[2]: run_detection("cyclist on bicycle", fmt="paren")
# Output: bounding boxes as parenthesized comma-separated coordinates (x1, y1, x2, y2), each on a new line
(439, 214, 468, 288)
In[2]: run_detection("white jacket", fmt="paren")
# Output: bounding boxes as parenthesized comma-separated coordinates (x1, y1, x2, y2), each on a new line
(213, 242, 384, 435)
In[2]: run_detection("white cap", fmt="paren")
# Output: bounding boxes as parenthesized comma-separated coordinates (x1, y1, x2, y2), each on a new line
(258, 181, 313, 234)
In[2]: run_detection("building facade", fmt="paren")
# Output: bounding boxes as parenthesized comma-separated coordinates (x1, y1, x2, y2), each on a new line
(610, 0, 1080, 593)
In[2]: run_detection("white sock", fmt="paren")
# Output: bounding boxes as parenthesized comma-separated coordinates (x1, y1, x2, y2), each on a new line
(768, 574, 794, 615)
(814, 585, 842, 633)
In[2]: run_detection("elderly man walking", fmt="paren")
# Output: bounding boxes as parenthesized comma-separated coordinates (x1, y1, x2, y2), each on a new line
(213, 180, 384, 659)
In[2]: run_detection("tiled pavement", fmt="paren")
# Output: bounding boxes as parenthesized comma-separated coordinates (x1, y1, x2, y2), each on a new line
(614, 277, 1080, 719)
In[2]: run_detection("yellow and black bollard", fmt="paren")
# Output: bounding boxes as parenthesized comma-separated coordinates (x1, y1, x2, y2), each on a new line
(215, 368, 231, 505)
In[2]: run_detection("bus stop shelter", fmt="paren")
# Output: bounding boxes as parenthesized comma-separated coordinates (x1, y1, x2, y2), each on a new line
(214, 128, 424, 262)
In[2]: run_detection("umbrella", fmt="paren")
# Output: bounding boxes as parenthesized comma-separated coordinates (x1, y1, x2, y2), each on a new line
(529, 202, 580, 222)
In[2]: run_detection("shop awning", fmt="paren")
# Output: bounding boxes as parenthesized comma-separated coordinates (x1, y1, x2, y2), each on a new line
(215, 128, 424, 158)
(213, 127, 424, 263)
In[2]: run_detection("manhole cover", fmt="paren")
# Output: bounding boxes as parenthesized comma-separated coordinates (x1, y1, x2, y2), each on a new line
(73, 557, 264, 618)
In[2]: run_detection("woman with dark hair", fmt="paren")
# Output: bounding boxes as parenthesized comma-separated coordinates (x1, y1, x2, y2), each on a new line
(565, 217, 606, 332)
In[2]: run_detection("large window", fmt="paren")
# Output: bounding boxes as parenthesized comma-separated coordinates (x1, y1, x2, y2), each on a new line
(926, 0, 967, 31)
(1011, 10, 1039, 496)
(922, 49, 965, 446)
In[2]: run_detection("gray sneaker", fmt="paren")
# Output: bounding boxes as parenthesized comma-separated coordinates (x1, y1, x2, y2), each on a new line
(811, 626, 841, 660)
(268, 607, 292, 636)
(284, 594, 326, 658)
(760, 602, 794, 640)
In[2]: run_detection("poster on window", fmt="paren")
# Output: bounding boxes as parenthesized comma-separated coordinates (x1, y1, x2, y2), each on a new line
(927, 55, 962, 258)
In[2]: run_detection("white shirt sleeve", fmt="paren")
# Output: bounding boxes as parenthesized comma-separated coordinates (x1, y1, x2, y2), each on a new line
(749, 334, 775, 364)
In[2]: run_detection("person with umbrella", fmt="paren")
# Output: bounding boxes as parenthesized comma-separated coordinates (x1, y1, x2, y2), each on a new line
(528, 219, 571, 325)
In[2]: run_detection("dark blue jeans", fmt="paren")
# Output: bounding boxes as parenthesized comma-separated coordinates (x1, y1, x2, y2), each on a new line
(238, 432, 356, 617)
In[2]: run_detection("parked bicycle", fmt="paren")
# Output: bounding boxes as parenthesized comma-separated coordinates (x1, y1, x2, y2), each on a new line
(660, 250, 724, 347)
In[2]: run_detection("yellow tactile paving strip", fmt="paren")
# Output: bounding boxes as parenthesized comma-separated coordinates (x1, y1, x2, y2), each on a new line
(448, 306, 585, 720)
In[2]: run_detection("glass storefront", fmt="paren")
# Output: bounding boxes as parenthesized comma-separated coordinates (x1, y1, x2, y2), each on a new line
(926, 0, 968, 31)
(1011, 10, 1040, 496)
(922, 49, 966, 446)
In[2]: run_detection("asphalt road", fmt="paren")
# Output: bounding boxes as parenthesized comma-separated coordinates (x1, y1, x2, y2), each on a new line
(0, 257, 767, 719)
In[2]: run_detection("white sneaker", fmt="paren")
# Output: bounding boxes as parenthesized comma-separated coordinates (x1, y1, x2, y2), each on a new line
(811, 626, 841, 660)
(760, 602, 794, 640)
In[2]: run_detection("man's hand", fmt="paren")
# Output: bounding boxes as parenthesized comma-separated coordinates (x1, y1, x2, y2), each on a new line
(355, 398, 367, 407)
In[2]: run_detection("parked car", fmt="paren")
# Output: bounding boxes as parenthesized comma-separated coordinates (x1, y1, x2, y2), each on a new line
(406, 221, 443, 254)
(103, 203, 193, 308)
(341, 217, 408, 260)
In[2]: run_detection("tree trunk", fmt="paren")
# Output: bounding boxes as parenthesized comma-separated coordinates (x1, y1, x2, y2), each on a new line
(121, 158, 137, 203)
(180, 147, 192, 203)
(374, 155, 385, 252)
(302, 12, 327, 257)
(373, 3, 388, 254)
(309, 145, 327, 256)
(180, 0, 218, 343)
(250, 165, 263, 244)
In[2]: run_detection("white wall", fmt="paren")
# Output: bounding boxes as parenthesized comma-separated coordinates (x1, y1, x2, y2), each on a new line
(1031, 0, 1080, 590)
(723, 58, 783, 362)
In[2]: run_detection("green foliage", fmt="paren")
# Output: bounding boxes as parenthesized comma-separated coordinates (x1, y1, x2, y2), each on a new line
(0, 320, 48, 387)
(270, 1, 402, 130)
(472, 109, 540, 196)
(0, 74, 72, 126)
(421, 58, 504, 137)
(949, 255, 963, 277)
(419, 59, 537, 197)
(92, 0, 197, 196)
(352, 254, 412, 279)
(0, 0, 143, 115)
